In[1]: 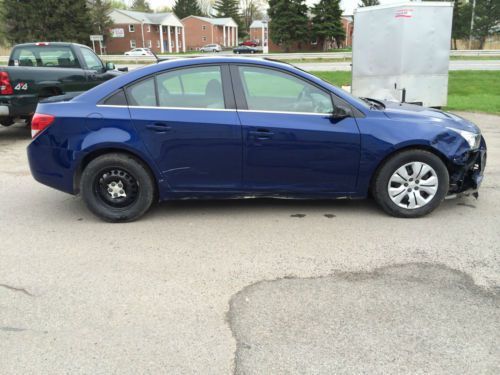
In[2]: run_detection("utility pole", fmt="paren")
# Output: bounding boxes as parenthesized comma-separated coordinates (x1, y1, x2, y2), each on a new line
(468, 0, 476, 50)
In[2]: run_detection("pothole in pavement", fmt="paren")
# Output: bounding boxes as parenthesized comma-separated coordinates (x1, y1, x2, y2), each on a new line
(227, 263, 499, 375)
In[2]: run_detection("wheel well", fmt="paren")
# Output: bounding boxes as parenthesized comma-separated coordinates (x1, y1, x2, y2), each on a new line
(368, 145, 450, 194)
(38, 87, 62, 98)
(74, 148, 158, 197)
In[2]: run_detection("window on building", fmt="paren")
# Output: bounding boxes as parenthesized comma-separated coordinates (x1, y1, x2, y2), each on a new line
(146, 25, 151, 32)
(156, 66, 225, 109)
(129, 24, 135, 32)
(157, 40, 160, 48)
(237, 66, 333, 114)
(130, 40, 136, 48)
(202, 36, 207, 42)
(147, 40, 152, 48)
(202, 25, 207, 31)
(178, 28, 181, 34)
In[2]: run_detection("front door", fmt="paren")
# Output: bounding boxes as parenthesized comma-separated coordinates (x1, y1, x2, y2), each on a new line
(128, 64, 242, 192)
(80, 47, 116, 89)
(232, 65, 360, 194)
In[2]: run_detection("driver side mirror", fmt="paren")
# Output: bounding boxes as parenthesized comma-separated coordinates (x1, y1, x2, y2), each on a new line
(331, 106, 350, 119)
(105, 62, 116, 71)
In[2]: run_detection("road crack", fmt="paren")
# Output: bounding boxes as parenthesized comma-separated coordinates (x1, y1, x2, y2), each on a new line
(0, 283, 34, 297)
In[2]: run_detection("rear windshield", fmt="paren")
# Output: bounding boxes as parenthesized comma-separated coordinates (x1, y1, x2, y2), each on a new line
(9, 46, 79, 68)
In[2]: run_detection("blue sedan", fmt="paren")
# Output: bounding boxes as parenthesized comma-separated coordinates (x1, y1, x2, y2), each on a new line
(27, 57, 486, 222)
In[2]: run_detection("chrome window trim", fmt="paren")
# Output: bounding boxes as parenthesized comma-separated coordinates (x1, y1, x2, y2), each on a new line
(96, 104, 235, 112)
(96, 104, 332, 116)
(96, 104, 333, 116)
(237, 109, 332, 116)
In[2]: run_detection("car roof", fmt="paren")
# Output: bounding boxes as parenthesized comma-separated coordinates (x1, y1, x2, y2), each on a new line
(75, 56, 357, 108)
(13, 42, 86, 48)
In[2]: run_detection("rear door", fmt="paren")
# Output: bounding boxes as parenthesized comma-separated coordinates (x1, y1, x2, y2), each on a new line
(127, 64, 242, 192)
(231, 64, 361, 194)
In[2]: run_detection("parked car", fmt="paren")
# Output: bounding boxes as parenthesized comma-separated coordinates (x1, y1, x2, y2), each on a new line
(233, 45, 260, 54)
(124, 48, 153, 56)
(200, 44, 222, 53)
(239, 40, 258, 47)
(0, 42, 124, 127)
(27, 57, 486, 222)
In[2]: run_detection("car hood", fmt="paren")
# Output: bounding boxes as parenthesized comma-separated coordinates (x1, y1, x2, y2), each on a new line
(381, 101, 480, 133)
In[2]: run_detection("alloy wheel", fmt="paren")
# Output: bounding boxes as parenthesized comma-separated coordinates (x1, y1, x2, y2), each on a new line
(387, 162, 438, 209)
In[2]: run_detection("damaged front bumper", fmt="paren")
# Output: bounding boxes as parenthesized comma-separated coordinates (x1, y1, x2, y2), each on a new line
(447, 136, 487, 199)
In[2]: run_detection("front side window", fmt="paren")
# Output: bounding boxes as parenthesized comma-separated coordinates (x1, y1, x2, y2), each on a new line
(237, 66, 333, 114)
(130, 40, 136, 48)
(156, 66, 225, 109)
(129, 24, 135, 32)
(80, 48, 104, 71)
(126, 78, 156, 107)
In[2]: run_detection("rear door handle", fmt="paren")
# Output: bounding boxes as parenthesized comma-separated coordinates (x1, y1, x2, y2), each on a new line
(249, 128, 274, 140)
(146, 122, 171, 132)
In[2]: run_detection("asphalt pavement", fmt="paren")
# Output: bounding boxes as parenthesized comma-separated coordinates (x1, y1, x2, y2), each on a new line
(0, 112, 499, 374)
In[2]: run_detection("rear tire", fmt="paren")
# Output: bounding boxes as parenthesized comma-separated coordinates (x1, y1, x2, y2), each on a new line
(80, 153, 155, 222)
(372, 149, 449, 218)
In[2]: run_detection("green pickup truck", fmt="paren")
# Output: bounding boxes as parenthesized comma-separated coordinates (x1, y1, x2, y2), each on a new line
(0, 42, 125, 126)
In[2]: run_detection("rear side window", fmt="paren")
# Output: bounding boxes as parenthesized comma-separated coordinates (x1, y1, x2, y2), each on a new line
(156, 66, 225, 109)
(103, 89, 127, 106)
(10, 46, 79, 68)
(126, 78, 156, 106)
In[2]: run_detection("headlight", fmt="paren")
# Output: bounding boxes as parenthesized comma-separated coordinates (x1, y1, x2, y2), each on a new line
(446, 127, 481, 149)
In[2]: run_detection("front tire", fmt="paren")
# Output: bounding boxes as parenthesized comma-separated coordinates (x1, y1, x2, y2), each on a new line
(0, 117, 14, 127)
(80, 153, 155, 222)
(372, 149, 449, 218)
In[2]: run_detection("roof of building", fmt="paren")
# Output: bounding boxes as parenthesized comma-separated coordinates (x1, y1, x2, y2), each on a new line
(249, 20, 268, 28)
(109, 9, 183, 27)
(182, 16, 238, 27)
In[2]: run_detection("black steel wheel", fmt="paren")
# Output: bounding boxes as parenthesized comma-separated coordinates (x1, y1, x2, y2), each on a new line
(81, 153, 155, 222)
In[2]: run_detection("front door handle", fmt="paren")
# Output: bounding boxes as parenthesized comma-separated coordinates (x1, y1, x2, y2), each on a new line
(249, 128, 274, 140)
(146, 122, 171, 133)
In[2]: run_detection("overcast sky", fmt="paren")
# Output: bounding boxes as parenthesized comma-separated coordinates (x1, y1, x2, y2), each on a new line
(126, 0, 407, 16)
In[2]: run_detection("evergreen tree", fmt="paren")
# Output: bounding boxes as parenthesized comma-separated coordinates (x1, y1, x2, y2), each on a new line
(268, 0, 309, 52)
(1, 0, 92, 45)
(173, 0, 203, 19)
(89, 0, 114, 35)
(312, 0, 345, 50)
(131, 0, 152, 12)
(213, 0, 243, 36)
(358, 0, 379, 6)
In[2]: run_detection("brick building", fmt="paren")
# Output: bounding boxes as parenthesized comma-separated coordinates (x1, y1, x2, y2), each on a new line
(106, 9, 185, 54)
(249, 16, 353, 52)
(181, 16, 238, 51)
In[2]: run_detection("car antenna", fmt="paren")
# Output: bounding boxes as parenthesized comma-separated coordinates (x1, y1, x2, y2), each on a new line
(150, 50, 161, 64)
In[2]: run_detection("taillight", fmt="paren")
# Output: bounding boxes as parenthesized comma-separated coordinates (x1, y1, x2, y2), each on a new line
(31, 113, 55, 138)
(0, 71, 13, 95)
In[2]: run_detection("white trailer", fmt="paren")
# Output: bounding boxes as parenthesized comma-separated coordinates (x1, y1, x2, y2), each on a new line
(352, 2, 454, 107)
